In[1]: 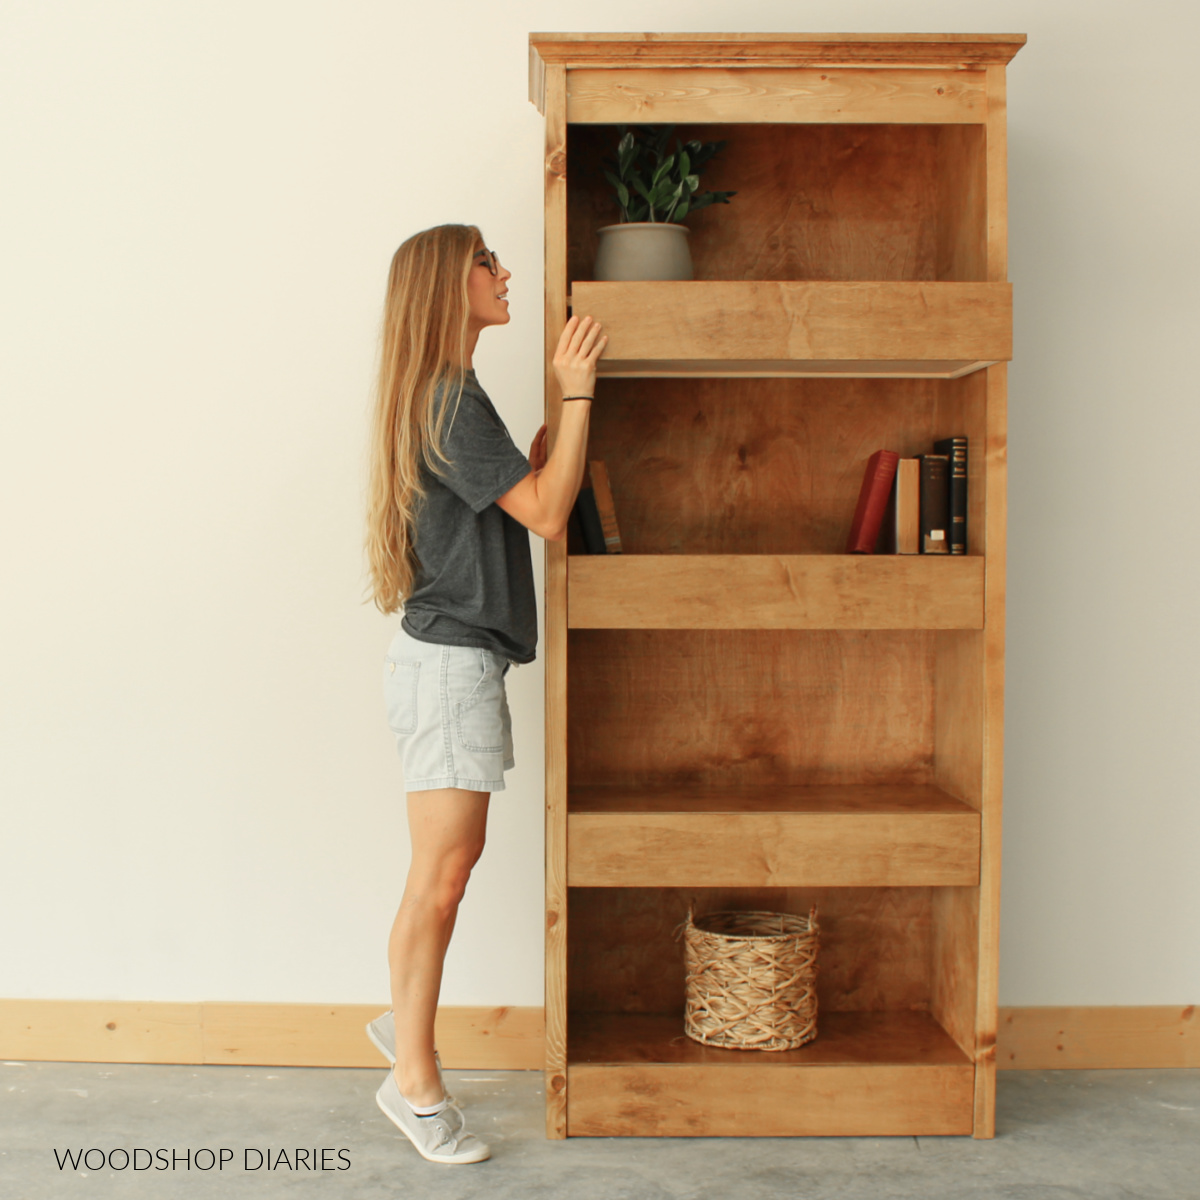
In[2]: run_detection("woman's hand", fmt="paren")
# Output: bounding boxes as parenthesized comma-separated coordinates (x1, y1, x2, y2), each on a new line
(529, 424, 548, 475)
(552, 314, 607, 399)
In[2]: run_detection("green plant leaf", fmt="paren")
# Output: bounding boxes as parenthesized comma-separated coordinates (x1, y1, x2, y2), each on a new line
(673, 198, 690, 221)
(650, 179, 676, 211)
(679, 149, 691, 178)
(603, 170, 631, 210)
(617, 132, 637, 175)
(651, 154, 674, 186)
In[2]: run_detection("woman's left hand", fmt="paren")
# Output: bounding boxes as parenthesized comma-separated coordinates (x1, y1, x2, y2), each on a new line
(529, 424, 548, 475)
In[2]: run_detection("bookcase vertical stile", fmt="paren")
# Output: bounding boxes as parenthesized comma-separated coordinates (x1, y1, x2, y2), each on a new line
(531, 31, 1023, 1140)
(540, 62, 570, 1140)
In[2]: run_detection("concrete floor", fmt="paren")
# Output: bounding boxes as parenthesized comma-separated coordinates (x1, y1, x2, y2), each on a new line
(2, 1061, 1198, 1200)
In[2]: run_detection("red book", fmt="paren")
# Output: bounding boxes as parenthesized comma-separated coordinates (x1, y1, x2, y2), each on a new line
(846, 450, 900, 553)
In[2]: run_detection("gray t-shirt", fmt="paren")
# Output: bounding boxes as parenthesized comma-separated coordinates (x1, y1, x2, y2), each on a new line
(401, 370, 537, 663)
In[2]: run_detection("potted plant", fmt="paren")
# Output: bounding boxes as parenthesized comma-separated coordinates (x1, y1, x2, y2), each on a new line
(594, 125, 736, 281)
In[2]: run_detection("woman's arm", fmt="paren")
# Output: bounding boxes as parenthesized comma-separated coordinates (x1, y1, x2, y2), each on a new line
(496, 315, 606, 541)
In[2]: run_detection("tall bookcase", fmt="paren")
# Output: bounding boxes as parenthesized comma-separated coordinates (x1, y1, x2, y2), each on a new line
(530, 32, 1024, 1140)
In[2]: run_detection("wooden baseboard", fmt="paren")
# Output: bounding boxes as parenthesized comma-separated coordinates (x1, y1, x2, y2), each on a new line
(0, 1000, 544, 1069)
(996, 1005, 1198, 1069)
(2, 1001, 1194, 1070)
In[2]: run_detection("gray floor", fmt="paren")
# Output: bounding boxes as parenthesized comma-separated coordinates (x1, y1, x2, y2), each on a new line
(2, 1061, 1197, 1200)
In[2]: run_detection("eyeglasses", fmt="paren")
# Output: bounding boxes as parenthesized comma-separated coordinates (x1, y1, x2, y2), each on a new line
(475, 247, 502, 276)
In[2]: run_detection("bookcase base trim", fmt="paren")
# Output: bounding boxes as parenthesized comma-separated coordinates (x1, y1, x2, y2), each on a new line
(566, 1063, 974, 1137)
(4, 1001, 1195, 1072)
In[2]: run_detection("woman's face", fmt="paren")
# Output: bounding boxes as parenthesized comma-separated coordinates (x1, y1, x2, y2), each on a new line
(466, 245, 512, 332)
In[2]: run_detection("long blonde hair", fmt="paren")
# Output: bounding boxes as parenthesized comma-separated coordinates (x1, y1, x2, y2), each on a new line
(366, 224, 481, 613)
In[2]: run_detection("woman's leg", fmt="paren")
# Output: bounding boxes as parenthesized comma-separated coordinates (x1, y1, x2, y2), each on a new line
(388, 786, 489, 1107)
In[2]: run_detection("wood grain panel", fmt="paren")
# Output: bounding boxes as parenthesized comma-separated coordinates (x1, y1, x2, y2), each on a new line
(594, 358, 996, 379)
(542, 61, 570, 1140)
(569, 1062, 973, 1136)
(985, 64, 1009, 282)
(568, 555, 983, 630)
(568, 807, 979, 886)
(931, 887, 981, 1059)
(570, 281, 1012, 365)
(568, 629, 934, 788)
(937, 125, 988, 281)
(566, 67, 986, 124)
(0, 1001, 545, 1068)
(997, 1006, 1200, 1070)
(532, 32, 1027, 68)
(567, 886, 934, 1015)
(569, 782, 974, 814)
(569, 1009, 968, 1064)
(201, 1003, 543, 1069)
(975, 362, 1009, 1136)
(0, 1000, 202, 1065)
(587, 377, 973, 556)
(568, 124, 953, 284)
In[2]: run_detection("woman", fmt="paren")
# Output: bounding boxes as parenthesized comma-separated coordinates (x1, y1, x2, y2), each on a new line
(364, 223, 605, 1165)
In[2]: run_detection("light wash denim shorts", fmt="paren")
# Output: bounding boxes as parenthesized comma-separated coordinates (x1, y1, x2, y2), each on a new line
(382, 627, 515, 793)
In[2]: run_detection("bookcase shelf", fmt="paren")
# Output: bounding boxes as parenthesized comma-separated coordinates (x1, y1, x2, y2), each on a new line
(567, 783, 980, 887)
(571, 281, 1011, 380)
(534, 30, 1020, 1141)
(567, 554, 984, 629)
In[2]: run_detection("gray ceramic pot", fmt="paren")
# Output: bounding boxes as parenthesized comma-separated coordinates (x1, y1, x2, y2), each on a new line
(593, 222, 693, 281)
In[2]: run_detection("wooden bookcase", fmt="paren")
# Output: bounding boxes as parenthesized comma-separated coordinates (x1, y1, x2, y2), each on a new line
(530, 32, 1024, 1140)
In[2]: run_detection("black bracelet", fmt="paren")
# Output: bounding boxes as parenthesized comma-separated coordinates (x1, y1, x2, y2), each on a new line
(562, 394, 594, 402)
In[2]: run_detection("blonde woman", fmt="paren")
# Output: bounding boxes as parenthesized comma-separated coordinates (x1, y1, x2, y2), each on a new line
(364, 224, 605, 1164)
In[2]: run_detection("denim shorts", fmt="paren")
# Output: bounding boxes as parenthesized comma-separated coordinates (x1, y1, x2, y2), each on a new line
(382, 627, 515, 793)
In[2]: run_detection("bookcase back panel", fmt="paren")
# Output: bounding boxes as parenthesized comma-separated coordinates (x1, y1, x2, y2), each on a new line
(567, 629, 934, 788)
(589, 377, 979, 555)
(567, 886, 933, 1014)
(567, 124, 987, 283)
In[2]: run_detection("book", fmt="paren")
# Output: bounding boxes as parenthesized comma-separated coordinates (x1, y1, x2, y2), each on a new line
(589, 461, 623, 554)
(883, 458, 920, 554)
(846, 450, 900, 553)
(573, 464, 607, 554)
(918, 454, 950, 554)
(933, 436, 968, 554)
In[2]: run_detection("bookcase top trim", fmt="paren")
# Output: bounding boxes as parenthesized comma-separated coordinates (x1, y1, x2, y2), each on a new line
(529, 32, 1027, 67)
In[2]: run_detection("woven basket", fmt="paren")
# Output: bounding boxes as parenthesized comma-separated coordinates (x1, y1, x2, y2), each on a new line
(679, 907, 819, 1051)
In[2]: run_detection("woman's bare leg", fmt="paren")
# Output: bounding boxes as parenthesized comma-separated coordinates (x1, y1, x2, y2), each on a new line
(388, 786, 489, 1107)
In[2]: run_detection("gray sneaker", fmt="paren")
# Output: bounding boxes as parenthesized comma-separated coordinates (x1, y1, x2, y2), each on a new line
(366, 1011, 454, 1103)
(375, 1070, 490, 1165)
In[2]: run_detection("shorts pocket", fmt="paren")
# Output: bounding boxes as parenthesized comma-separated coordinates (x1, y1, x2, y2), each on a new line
(454, 651, 505, 754)
(383, 658, 420, 736)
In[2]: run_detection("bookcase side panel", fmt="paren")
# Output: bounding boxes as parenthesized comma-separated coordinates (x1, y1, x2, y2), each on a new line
(931, 886, 981, 1060)
(975, 360, 1009, 1137)
(935, 125, 987, 281)
(543, 62, 570, 1140)
(984, 65, 1009, 283)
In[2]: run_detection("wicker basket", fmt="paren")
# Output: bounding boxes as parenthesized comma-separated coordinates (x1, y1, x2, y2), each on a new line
(679, 907, 819, 1051)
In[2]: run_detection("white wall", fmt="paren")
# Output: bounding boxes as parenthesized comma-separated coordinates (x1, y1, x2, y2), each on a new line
(2, 0, 1197, 1009)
